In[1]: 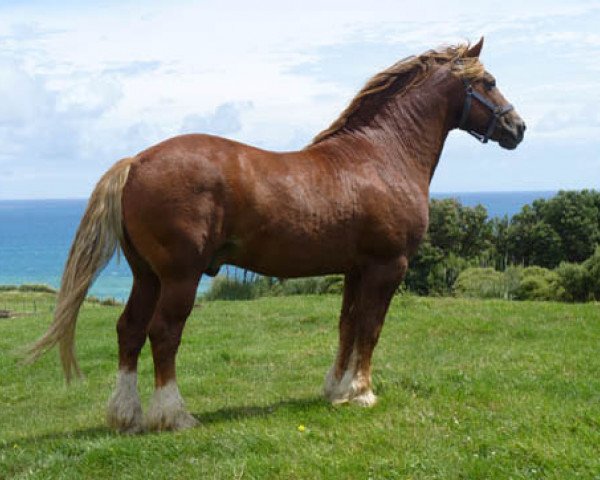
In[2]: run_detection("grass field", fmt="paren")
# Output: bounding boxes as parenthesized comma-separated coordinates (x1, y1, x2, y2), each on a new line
(1, 292, 599, 479)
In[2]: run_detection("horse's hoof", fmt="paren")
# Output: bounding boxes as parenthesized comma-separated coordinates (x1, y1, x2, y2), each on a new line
(106, 394, 144, 434)
(350, 390, 377, 407)
(145, 381, 198, 432)
(325, 389, 378, 407)
(106, 407, 144, 434)
(144, 409, 198, 432)
(323, 363, 376, 407)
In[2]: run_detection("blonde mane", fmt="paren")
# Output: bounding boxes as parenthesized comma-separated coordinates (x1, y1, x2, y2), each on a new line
(309, 43, 485, 145)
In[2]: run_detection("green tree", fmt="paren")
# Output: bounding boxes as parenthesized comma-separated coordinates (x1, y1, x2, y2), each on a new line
(555, 262, 591, 302)
(459, 204, 493, 259)
(539, 190, 600, 263)
(507, 204, 563, 268)
(490, 215, 509, 270)
(427, 199, 493, 259)
(405, 240, 444, 295)
(407, 199, 493, 294)
(427, 199, 462, 253)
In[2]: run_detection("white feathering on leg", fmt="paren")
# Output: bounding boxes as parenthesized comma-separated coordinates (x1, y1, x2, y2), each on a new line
(145, 380, 198, 431)
(323, 348, 377, 407)
(106, 370, 144, 433)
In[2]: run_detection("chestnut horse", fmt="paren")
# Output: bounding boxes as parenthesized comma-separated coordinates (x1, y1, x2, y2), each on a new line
(27, 38, 525, 432)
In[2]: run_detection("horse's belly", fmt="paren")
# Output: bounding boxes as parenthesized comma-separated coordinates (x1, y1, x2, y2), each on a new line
(226, 233, 355, 277)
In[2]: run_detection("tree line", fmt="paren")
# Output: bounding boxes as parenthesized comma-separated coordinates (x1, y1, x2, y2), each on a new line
(406, 190, 600, 300)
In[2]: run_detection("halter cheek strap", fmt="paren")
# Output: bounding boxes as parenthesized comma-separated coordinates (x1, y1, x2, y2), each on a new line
(459, 81, 514, 143)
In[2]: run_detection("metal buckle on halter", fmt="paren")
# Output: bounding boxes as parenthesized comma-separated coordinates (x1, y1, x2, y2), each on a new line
(459, 80, 513, 144)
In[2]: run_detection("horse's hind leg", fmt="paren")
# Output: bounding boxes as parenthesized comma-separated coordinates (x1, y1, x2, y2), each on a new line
(324, 256, 407, 406)
(106, 263, 159, 433)
(144, 274, 200, 431)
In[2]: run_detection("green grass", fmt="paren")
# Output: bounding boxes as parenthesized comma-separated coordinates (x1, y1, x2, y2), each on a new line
(1, 293, 599, 479)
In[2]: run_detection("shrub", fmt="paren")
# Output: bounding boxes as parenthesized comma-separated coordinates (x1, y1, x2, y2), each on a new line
(583, 246, 600, 300)
(503, 266, 523, 299)
(85, 295, 123, 305)
(202, 275, 341, 300)
(319, 275, 344, 294)
(259, 275, 344, 296)
(203, 276, 260, 301)
(454, 266, 560, 301)
(203, 274, 344, 301)
(556, 262, 591, 302)
(100, 297, 122, 306)
(453, 267, 507, 299)
(514, 266, 562, 301)
(276, 277, 322, 296)
(264, 275, 343, 296)
(426, 253, 472, 296)
(18, 284, 57, 293)
(0, 284, 57, 293)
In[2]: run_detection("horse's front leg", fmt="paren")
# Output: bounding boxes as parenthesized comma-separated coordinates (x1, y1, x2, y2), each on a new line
(324, 256, 407, 406)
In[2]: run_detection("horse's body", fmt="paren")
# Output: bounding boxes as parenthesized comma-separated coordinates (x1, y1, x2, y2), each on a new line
(127, 133, 428, 279)
(28, 39, 525, 432)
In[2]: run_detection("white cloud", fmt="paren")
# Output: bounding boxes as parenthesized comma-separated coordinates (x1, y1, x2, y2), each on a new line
(0, 58, 54, 126)
(181, 102, 252, 136)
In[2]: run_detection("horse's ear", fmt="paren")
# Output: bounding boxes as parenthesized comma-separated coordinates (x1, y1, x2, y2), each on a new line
(465, 37, 484, 58)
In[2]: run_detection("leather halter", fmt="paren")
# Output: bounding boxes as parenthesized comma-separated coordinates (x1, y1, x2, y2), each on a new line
(459, 79, 514, 143)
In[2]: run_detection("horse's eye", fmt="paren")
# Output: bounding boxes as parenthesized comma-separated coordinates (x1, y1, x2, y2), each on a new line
(484, 80, 496, 91)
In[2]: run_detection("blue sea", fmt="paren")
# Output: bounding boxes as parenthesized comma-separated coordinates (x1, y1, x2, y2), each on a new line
(0, 192, 555, 300)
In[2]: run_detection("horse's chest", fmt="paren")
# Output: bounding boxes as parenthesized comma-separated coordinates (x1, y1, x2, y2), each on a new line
(364, 196, 429, 256)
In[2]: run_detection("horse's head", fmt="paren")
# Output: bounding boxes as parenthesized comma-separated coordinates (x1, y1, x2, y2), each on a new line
(454, 38, 526, 150)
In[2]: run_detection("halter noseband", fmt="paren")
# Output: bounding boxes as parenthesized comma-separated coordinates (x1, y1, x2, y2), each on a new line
(458, 79, 514, 143)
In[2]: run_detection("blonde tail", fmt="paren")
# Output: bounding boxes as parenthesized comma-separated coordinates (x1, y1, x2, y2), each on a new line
(24, 157, 136, 382)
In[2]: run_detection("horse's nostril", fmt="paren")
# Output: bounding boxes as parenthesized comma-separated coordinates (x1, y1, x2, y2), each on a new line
(502, 116, 518, 131)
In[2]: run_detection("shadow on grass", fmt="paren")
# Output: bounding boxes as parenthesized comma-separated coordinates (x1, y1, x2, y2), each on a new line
(3, 396, 326, 447)
(192, 396, 325, 425)
(1, 426, 113, 451)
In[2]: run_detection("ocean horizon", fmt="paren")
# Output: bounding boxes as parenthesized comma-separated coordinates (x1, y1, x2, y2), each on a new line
(0, 191, 556, 300)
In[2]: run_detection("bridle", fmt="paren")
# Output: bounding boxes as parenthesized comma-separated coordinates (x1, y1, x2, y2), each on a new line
(458, 79, 513, 143)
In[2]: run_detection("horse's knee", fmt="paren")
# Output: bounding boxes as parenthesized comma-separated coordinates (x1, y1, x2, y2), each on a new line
(147, 317, 168, 342)
(116, 313, 144, 340)
(148, 319, 184, 356)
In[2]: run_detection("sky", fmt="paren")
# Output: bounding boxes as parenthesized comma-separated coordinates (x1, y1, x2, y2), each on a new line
(0, 0, 599, 199)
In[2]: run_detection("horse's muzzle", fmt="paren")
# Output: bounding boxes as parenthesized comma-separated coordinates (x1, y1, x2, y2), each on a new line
(498, 116, 526, 150)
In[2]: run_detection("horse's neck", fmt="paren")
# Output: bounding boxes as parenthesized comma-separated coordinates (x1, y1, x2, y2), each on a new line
(371, 84, 452, 183)
(318, 82, 453, 191)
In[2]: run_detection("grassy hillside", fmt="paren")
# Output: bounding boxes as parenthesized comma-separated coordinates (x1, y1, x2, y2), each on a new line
(1, 293, 599, 479)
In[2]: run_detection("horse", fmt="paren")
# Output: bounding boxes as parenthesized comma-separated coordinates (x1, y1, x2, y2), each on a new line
(26, 38, 525, 433)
